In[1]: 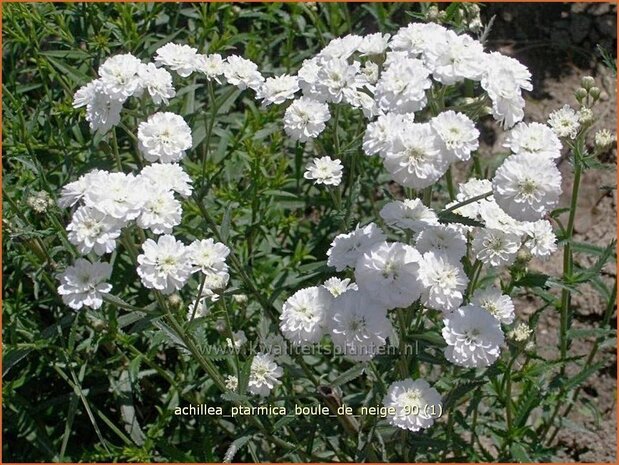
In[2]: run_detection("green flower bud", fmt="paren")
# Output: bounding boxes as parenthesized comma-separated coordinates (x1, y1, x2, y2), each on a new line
(581, 76, 595, 90)
(575, 87, 588, 102)
(589, 86, 601, 100)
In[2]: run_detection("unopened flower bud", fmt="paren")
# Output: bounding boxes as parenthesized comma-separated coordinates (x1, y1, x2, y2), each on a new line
(589, 86, 601, 100)
(167, 293, 182, 309)
(426, 5, 440, 22)
(594, 129, 616, 152)
(575, 87, 588, 102)
(233, 294, 248, 305)
(215, 318, 226, 334)
(516, 248, 532, 264)
(581, 76, 595, 90)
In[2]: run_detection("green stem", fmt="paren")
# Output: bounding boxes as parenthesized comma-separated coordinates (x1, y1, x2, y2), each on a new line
(559, 152, 583, 373)
(441, 191, 492, 214)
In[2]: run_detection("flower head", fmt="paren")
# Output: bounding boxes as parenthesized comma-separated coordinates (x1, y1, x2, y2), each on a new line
(418, 251, 468, 313)
(380, 198, 439, 232)
(471, 287, 515, 324)
(354, 241, 424, 310)
(284, 97, 331, 142)
(304, 156, 343, 186)
(155, 43, 198, 77)
(67, 206, 122, 256)
(327, 222, 386, 272)
(138, 112, 192, 163)
(330, 290, 393, 362)
(280, 286, 331, 346)
(442, 305, 505, 367)
(504, 122, 562, 159)
(256, 74, 299, 106)
(57, 258, 112, 310)
(137, 235, 192, 294)
(98, 54, 143, 101)
(548, 105, 580, 139)
(492, 154, 561, 221)
(383, 378, 442, 432)
(248, 353, 283, 397)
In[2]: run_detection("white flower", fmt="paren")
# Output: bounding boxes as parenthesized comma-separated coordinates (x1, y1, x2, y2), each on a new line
(523, 219, 557, 258)
(83, 172, 146, 221)
(154, 43, 198, 77)
(383, 123, 449, 189)
(73, 80, 122, 133)
(383, 378, 442, 432)
(389, 22, 448, 58)
(318, 34, 362, 61)
(260, 334, 289, 362)
(187, 295, 210, 320)
(98, 54, 143, 101)
(481, 52, 532, 128)
(225, 375, 238, 391)
(594, 129, 616, 151)
(362, 113, 411, 157)
(425, 32, 486, 84)
(139, 163, 193, 197)
(450, 178, 493, 220)
(67, 206, 122, 255)
(136, 186, 182, 234)
(361, 61, 380, 85)
(375, 58, 432, 114)
(304, 156, 343, 186)
(355, 241, 424, 310)
(330, 290, 393, 362)
(416, 225, 467, 260)
(248, 353, 283, 397)
(358, 32, 391, 56)
(379, 198, 439, 232)
(223, 55, 264, 91)
(471, 287, 515, 324)
(227, 330, 248, 350)
(430, 111, 480, 162)
(138, 63, 176, 105)
(187, 238, 230, 285)
(58, 169, 107, 208)
(314, 58, 363, 104)
(547, 104, 580, 139)
(478, 200, 525, 235)
(279, 286, 331, 346)
(418, 251, 468, 313)
(492, 154, 561, 221)
(504, 122, 562, 159)
(327, 222, 386, 271)
(442, 305, 505, 368)
(256, 74, 299, 106)
(57, 258, 112, 310)
(322, 277, 358, 297)
(508, 322, 533, 342)
(138, 112, 192, 163)
(137, 234, 192, 294)
(297, 57, 322, 97)
(195, 53, 225, 82)
(472, 228, 521, 267)
(283, 97, 331, 142)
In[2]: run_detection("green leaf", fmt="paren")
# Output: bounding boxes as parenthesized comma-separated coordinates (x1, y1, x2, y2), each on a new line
(510, 443, 531, 462)
(438, 211, 484, 228)
(331, 364, 367, 387)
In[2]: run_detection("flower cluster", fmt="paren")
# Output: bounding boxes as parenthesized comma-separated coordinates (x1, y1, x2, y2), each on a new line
(64, 18, 571, 430)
